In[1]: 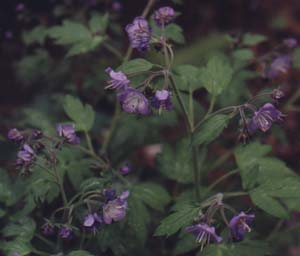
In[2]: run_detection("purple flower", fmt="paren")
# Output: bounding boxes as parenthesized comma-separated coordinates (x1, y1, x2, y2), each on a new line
(83, 213, 102, 234)
(105, 67, 130, 90)
(119, 165, 131, 175)
(103, 190, 130, 224)
(7, 128, 24, 142)
(186, 223, 223, 246)
(32, 129, 43, 139)
(229, 212, 255, 241)
(271, 88, 285, 100)
(117, 87, 150, 115)
(125, 17, 151, 51)
(152, 89, 173, 111)
(16, 144, 35, 166)
(58, 226, 72, 239)
(248, 103, 285, 133)
(16, 3, 25, 12)
(267, 55, 291, 79)
(283, 38, 297, 48)
(41, 222, 55, 236)
(153, 7, 175, 27)
(103, 188, 117, 201)
(56, 123, 80, 144)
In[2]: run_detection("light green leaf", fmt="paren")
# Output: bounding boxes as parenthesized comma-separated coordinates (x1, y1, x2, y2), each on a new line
(165, 24, 185, 44)
(174, 65, 201, 91)
(89, 13, 109, 34)
(233, 49, 254, 61)
(79, 177, 107, 192)
(22, 25, 48, 45)
(63, 95, 95, 131)
(67, 36, 104, 57)
(2, 238, 33, 256)
(118, 58, 153, 74)
(242, 33, 267, 46)
(2, 217, 36, 241)
(133, 183, 171, 211)
(199, 56, 233, 96)
(154, 204, 201, 237)
(192, 114, 230, 145)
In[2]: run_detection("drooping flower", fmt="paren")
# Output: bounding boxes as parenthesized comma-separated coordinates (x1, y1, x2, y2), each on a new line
(103, 190, 130, 224)
(83, 213, 103, 234)
(117, 87, 150, 115)
(186, 223, 222, 248)
(229, 212, 255, 242)
(248, 103, 285, 133)
(32, 129, 43, 139)
(105, 67, 130, 90)
(41, 222, 55, 236)
(16, 144, 35, 166)
(153, 7, 175, 27)
(119, 164, 131, 175)
(152, 89, 173, 111)
(56, 123, 80, 144)
(283, 38, 297, 49)
(125, 17, 151, 51)
(103, 188, 117, 201)
(267, 55, 291, 79)
(58, 226, 73, 239)
(7, 128, 24, 142)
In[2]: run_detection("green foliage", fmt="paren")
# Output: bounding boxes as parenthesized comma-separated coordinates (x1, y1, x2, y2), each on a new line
(242, 33, 267, 46)
(63, 94, 95, 131)
(118, 58, 154, 74)
(174, 64, 201, 91)
(157, 139, 194, 183)
(192, 114, 231, 145)
(154, 204, 201, 236)
(232, 49, 254, 61)
(22, 25, 49, 45)
(199, 56, 233, 96)
(89, 13, 109, 34)
(67, 251, 94, 256)
(132, 183, 171, 211)
(165, 24, 185, 44)
(174, 233, 199, 255)
(2, 217, 36, 241)
(1, 238, 33, 256)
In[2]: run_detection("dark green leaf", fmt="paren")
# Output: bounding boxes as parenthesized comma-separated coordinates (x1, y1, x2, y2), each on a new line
(232, 49, 254, 61)
(174, 233, 199, 255)
(174, 65, 201, 91)
(118, 58, 153, 74)
(165, 24, 185, 44)
(242, 33, 267, 46)
(89, 13, 109, 34)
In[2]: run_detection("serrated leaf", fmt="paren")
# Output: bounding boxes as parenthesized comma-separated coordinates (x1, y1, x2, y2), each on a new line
(79, 177, 107, 192)
(67, 251, 94, 256)
(199, 56, 233, 96)
(67, 36, 103, 57)
(158, 140, 194, 183)
(165, 24, 185, 44)
(63, 95, 95, 131)
(2, 217, 36, 241)
(89, 13, 109, 34)
(133, 183, 171, 211)
(192, 114, 230, 145)
(48, 20, 92, 45)
(174, 65, 201, 91)
(22, 25, 48, 45)
(242, 33, 267, 46)
(250, 189, 289, 219)
(174, 233, 199, 255)
(233, 49, 254, 61)
(2, 238, 33, 256)
(118, 58, 153, 74)
(154, 204, 201, 236)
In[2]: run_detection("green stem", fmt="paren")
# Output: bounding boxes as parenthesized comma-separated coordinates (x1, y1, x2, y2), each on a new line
(192, 146, 201, 200)
(35, 234, 56, 250)
(53, 166, 68, 207)
(207, 169, 239, 192)
(206, 95, 216, 116)
(103, 42, 123, 61)
(84, 131, 95, 155)
(223, 191, 248, 198)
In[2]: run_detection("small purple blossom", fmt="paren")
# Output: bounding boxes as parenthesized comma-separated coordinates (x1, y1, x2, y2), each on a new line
(103, 190, 130, 224)
(16, 3, 25, 12)
(16, 144, 35, 166)
(248, 103, 285, 133)
(229, 212, 255, 242)
(105, 67, 130, 90)
(283, 38, 297, 49)
(267, 55, 291, 79)
(56, 123, 80, 144)
(103, 188, 117, 201)
(125, 17, 151, 51)
(153, 7, 175, 27)
(186, 223, 222, 247)
(119, 165, 131, 175)
(152, 89, 173, 111)
(117, 87, 150, 115)
(32, 129, 43, 139)
(83, 213, 102, 234)
(58, 226, 72, 239)
(8, 128, 24, 142)
(41, 222, 55, 236)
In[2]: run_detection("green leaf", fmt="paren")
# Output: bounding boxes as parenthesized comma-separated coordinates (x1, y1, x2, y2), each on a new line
(2, 217, 36, 241)
(174, 233, 199, 255)
(48, 20, 92, 45)
(174, 65, 201, 91)
(22, 25, 48, 45)
(133, 183, 171, 211)
(66, 36, 104, 57)
(199, 56, 233, 96)
(154, 204, 201, 237)
(79, 177, 107, 192)
(67, 251, 94, 256)
(2, 238, 33, 256)
(165, 24, 185, 44)
(242, 33, 267, 46)
(250, 189, 289, 219)
(89, 13, 109, 34)
(118, 58, 153, 74)
(63, 94, 95, 131)
(192, 115, 230, 145)
(232, 49, 254, 61)
(158, 139, 194, 183)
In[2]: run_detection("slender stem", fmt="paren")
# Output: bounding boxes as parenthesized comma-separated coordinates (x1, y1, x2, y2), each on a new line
(35, 234, 56, 250)
(53, 166, 68, 207)
(192, 146, 201, 200)
(207, 169, 239, 192)
(84, 131, 95, 155)
(103, 42, 123, 61)
(206, 95, 216, 116)
(223, 191, 248, 198)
